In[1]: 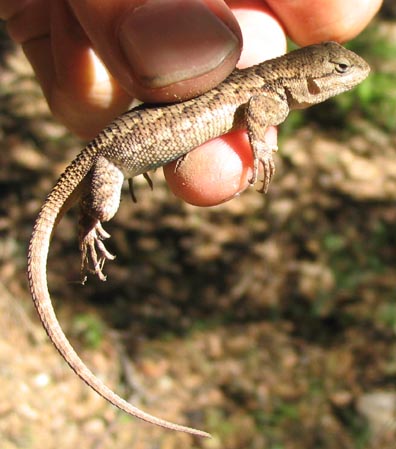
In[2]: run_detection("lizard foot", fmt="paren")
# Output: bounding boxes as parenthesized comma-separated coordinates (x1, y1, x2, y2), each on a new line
(250, 144, 277, 193)
(79, 220, 115, 282)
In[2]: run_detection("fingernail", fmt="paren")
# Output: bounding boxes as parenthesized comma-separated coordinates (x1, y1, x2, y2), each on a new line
(118, 0, 239, 88)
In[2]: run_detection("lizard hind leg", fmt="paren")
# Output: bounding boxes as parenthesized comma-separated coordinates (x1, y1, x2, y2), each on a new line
(79, 156, 124, 282)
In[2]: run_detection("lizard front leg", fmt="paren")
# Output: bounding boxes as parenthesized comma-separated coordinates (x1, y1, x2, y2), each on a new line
(246, 92, 290, 193)
(79, 156, 124, 281)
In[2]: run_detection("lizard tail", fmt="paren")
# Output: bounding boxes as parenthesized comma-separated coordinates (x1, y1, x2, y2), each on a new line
(27, 144, 211, 438)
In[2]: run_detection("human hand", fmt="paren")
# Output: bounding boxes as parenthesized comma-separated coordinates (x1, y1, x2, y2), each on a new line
(0, 0, 381, 206)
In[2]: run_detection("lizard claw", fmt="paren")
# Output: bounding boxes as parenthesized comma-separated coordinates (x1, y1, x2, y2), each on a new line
(258, 153, 276, 194)
(250, 145, 277, 194)
(79, 220, 115, 282)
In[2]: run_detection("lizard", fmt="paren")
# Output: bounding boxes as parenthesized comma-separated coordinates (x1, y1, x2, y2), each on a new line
(27, 41, 370, 438)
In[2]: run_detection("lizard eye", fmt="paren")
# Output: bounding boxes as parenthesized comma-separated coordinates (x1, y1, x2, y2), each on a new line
(335, 62, 351, 74)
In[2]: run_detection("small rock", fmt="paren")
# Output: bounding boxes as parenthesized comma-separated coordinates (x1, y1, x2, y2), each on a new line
(330, 390, 353, 407)
(357, 391, 396, 436)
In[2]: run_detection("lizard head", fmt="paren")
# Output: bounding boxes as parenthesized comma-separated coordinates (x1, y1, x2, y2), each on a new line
(283, 41, 370, 108)
(313, 41, 370, 95)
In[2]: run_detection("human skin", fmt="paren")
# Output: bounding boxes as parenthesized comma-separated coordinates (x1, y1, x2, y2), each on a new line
(0, 0, 381, 206)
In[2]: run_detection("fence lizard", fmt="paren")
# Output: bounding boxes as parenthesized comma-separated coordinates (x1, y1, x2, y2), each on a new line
(27, 42, 370, 438)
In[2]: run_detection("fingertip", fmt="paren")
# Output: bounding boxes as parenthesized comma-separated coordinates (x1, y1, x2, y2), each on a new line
(267, 0, 382, 44)
(117, 0, 242, 102)
(164, 128, 277, 207)
(164, 132, 252, 207)
(230, 1, 287, 67)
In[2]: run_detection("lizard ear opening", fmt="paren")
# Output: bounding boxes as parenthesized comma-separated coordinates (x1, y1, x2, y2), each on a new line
(307, 77, 321, 95)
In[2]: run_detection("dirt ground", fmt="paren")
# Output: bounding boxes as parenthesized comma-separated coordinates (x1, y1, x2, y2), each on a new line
(1, 18, 396, 449)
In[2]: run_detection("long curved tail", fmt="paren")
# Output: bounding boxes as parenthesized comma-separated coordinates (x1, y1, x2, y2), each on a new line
(27, 144, 210, 438)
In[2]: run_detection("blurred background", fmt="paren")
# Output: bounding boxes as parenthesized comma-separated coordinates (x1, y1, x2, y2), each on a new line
(1, 3, 396, 449)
